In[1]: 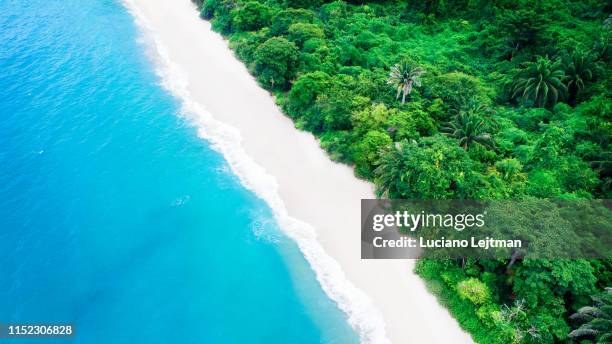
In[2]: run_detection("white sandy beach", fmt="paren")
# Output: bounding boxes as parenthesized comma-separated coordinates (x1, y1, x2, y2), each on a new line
(124, 1, 474, 343)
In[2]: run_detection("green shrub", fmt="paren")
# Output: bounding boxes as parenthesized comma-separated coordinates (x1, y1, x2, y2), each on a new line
(457, 278, 491, 305)
(287, 23, 325, 48)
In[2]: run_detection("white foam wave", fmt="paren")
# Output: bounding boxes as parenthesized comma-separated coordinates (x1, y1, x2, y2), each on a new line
(122, 2, 389, 343)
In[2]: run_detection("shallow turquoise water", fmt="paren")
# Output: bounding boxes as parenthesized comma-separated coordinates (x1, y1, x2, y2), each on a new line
(0, 0, 358, 342)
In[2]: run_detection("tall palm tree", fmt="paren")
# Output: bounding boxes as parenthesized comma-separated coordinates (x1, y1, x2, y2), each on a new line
(563, 51, 596, 105)
(511, 56, 567, 108)
(441, 103, 495, 150)
(388, 61, 425, 104)
(569, 288, 612, 344)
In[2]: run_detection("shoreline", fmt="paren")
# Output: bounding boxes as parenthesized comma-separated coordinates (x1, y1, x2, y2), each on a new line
(123, 0, 474, 342)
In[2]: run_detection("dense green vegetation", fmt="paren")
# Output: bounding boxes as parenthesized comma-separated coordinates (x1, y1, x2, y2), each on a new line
(568, 288, 612, 343)
(195, 0, 611, 342)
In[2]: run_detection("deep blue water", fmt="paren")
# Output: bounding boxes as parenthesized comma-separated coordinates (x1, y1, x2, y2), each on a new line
(0, 0, 358, 343)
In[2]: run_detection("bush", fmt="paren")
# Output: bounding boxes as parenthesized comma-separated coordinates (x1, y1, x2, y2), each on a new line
(457, 278, 491, 305)
(374, 137, 487, 199)
(287, 23, 325, 48)
(526, 169, 562, 197)
(423, 71, 493, 110)
(286, 71, 331, 118)
(352, 130, 392, 178)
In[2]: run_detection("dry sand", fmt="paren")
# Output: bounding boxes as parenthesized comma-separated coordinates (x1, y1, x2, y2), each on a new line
(123, 1, 474, 343)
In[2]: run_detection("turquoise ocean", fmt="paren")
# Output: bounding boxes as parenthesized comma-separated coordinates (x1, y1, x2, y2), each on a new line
(0, 0, 358, 342)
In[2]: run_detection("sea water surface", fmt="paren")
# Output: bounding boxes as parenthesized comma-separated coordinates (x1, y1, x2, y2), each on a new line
(0, 0, 358, 343)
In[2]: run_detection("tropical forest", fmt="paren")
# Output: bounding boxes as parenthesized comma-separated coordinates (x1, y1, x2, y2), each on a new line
(195, 0, 611, 342)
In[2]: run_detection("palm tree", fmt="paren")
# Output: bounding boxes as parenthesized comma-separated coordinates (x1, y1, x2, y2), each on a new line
(569, 288, 612, 343)
(374, 141, 419, 198)
(563, 51, 596, 105)
(511, 56, 567, 108)
(441, 103, 495, 150)
(374, 142, 405, 198)
(387, 61, 425, 104)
